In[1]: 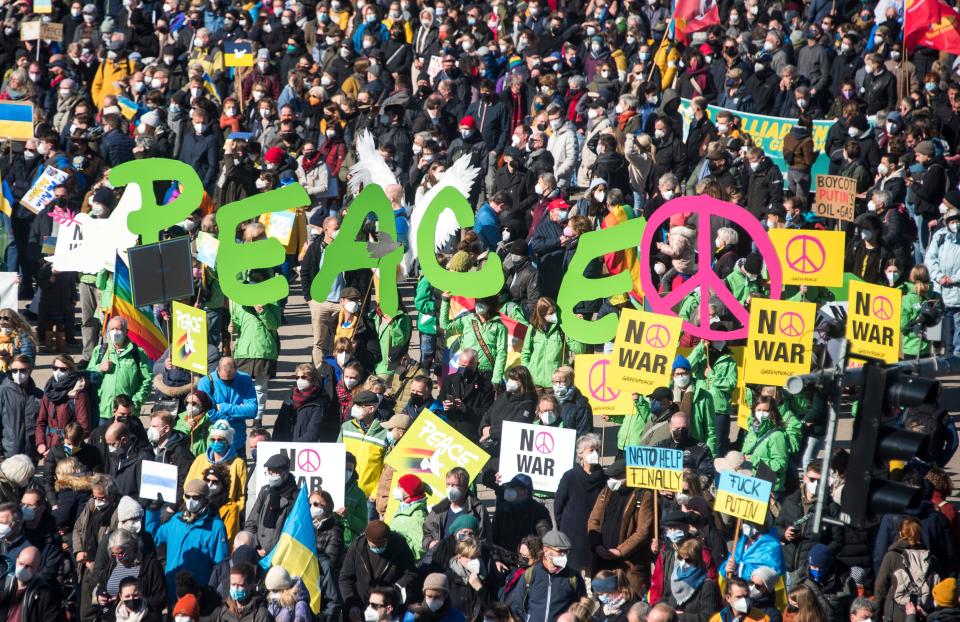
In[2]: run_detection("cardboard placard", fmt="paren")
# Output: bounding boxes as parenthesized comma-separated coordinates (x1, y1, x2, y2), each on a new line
(140, 461, 179, 502)
(813, 175, 856, 222)
(744, 298, 816, 386)
(574, 353, 637, 417)
(20, 166, 68, 214)
(254, 442, 346, 509)
(625, 445, 683, 491)
(714, 471, 772, 523)
(769, 229, 846, 288)
(610, 309, 682, 393)
(171, 301, 208, 374)
(847, 280, 901, 363)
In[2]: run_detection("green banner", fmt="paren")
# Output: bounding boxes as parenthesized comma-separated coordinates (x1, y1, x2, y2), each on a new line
(678, 99, 836, 182)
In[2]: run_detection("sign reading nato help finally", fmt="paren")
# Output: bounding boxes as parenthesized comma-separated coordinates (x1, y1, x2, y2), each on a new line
(498, 421, 576, 493)
(625, 445, 683, 492)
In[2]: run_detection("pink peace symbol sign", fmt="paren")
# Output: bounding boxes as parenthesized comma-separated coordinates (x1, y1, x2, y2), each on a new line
(778, 311, 806, 338)
(873, 295, 894, 321)
(645, 323, 672, 348)
(534, 432, 554, 454)
(587, 358, 621, 402)
(784, 235, 826, 274)
(640, 196, 783, 341)
(296, 448, 322, 473)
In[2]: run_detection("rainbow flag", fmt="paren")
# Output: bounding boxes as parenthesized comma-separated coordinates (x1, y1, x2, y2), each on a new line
(260, 486, 322, 613)
(0, 101, 34, 141)
(602, 206, 644, 303)
(111, 253, 167, 361)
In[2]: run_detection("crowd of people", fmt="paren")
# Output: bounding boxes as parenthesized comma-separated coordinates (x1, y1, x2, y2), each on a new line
(0, 0, 959, 621)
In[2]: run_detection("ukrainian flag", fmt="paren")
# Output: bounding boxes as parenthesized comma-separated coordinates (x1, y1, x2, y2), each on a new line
(0, 174, 14, 218)
(259, 486, 322, 614)
(0, 101, 34, 141)
(117, 96, 145, 121)
(224, 41, 254, 67)
(202, 73, 222, 104)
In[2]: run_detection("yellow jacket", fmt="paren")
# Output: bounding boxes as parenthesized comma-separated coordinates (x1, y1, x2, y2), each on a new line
(186, 452, 247, 542)
(188, 46, 225, 80)
(653, 42, 681, 91)
(91, 59, 135, 109)
(383, 17, 413, 43)
(259, 208, 308, 255)
(338, 419, 389, 498)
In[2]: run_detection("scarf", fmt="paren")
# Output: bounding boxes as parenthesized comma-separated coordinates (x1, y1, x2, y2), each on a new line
(301, 151, 323, 171)
(205, 444, 238, 465)
(44, 371, 80, 403)
(291, 385, 319, 410)
(617, 110, 637, 131)
(670, 564, 706, 605)
(115, 604, 147, 622)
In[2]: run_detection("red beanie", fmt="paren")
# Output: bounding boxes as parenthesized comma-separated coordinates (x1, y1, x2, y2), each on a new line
(459, 115, 477, 130)
(264, 146, 285, 164)
(173, 594, 199, 620)
(398, 473, 424, 499)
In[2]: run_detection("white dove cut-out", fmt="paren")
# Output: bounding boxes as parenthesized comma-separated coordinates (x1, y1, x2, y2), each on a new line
(408, 154, 480, 263)
(347, 130, 398, 197)
(45, 183, 141, 274)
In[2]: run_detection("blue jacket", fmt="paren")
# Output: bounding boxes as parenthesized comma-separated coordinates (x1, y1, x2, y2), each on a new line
(145, 507, 229, 603)
(507, 562, 586, 622)
(403, 610, 465, 622)
(196, 371, 257, 455)
(177, 124, 221, 191)
(351, 21, 388, 53)
(926, 227, 960, 307)
(720, 532, 785, 582)
(100, 129, 135, 167)
(474, 203, 501, 252)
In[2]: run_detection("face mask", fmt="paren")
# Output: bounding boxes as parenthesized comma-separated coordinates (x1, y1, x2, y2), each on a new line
(950, 222, 960, 234)
(185, 498, 205, 513)
(229, 587, 249, 603)
(296, 378, 312, 391)
(804, 479, 818, 497)
(754, 410, 769, 423)
(505, 379, 520, 393)
(887, 272, 900, 285)
(503, 488, 519, 503)
(209, 440, 227, 454)
(733, 597, 751, 614)
(809, 567, 824, 582)
(267, 473, 284, 487)
(749, 161, 760, 172)
(94, 499, 108, 511)
(187, 404, 201, 416)
(14, 566, 32, 583)
(662, 189, 674, 200)
(539, 410, 557, 425)
(666, 528, 685, 543)
(848, 126, 861, 139)
(110, 329, 125, 344)
(749, 585, 762, 599)
(20, 507, 35, 523)
(344, 377, 359, 389)
(551, 554, 568, 569)
(674, 373, 690, 388)
(352, 404, 369, 419)
(11, 371, 28, 385)
(553, 383, 570, 399)
(607, 478, 623, 491)
(147, 427, 162, 444)
(344, 300, 360, 314)
(445, 485, 464, 503)
(425, 597, 444, 612)
(0, 524, 12, 540)
(364, 606, 380, 622)
(861, 229, 874, 241)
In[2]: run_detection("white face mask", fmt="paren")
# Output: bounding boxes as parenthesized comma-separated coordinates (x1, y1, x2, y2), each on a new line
(351, 404, 366, 418)
(344, 300, 360, 314)
(607, 478, 623, 491)
(732, 597, 750, 614)
(550, 554, 568, 569)
(584, 450, 600, 465)
(662, 189, 675, 200)
(505, 379, 520, 393)
(674, 373, 691, 388)
(539, 410, 557, 425)
(296, 378, 311, 391)
(344, 377, 359, 389)
(336, 352, 349, 366)
(754, 409, 769, 423)
(544, 313, 558, 324)
(804, 479, 818, 497)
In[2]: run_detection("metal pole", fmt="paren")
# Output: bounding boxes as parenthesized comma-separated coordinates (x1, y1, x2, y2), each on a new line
(812, 338, 847, 535)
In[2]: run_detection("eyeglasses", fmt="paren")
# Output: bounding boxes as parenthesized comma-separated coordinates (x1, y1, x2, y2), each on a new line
(53, 365, 69, 371)
(367, 602, 386, 609)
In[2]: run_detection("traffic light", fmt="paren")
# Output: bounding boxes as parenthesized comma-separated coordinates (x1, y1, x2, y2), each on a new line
(840, 363, 938, 528)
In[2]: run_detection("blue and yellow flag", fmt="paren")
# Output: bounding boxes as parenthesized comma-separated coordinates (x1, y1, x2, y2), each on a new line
(0, 101, 34, 141)
(224, 41, 254, 67)
(260, 486, 322, 614)
(116, 96, 145, 121)
(202, 73, 222, 104)
(0, 173, 14, 218)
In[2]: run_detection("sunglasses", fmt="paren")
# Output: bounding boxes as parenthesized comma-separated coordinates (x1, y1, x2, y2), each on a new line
(53, 365, 69, 371)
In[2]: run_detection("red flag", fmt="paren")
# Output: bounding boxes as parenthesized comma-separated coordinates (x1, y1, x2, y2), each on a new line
(905, 0, 960, 53)
(673, 0, 720, 44)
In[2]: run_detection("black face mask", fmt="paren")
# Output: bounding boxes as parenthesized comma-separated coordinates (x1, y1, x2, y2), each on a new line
(124, 599, 142, 612)
(672, 428, 689, 444)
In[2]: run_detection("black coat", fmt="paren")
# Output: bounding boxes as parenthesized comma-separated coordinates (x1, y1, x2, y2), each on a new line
(912, 161, 948, 219)
(529, 218, 566, 299)
(0, 576, 65, 622)
(667, 579, 722, 622)
(478, 392, 537, 445)
(558, 388, 593, 437)
(438, 370, 495, 442)
(746, 157, 784, 218)
(177, 124, 221, 191)
(315, 515, 344, 569)
(338, 533, 419, 613)
(275, 387, 339, 443)
(775, 489, 845, 573)
(491, 496, 552, 556)
(0, 376, 42, 460)
(555, 465, 605, 572)
(863, 69, 898, 115)
(108, 443, 154, 497)
(651, 134, 687, 184)
(591, 152, 631, 198)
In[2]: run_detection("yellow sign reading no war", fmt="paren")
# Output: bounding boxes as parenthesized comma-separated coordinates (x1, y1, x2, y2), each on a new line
(847, 281, 901, 364)
(744, 298, 816, 386)
(574, 353, 637, 417)
(769, 229, 845, 288)
(610, 309, 682, 394)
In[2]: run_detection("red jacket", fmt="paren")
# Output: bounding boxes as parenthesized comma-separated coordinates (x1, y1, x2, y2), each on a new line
(35, 391, 93, 449)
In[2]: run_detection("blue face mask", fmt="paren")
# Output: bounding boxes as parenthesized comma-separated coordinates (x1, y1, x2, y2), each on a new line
(809, 567, 823, 583)
(369, 544, 386, 554)
(229, 587, 248, 603)
(650, 399, 664, 415)
(209, 440, 228, 454)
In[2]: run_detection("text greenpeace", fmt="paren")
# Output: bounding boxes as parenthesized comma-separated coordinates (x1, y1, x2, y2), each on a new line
(112, 159, 787, 345)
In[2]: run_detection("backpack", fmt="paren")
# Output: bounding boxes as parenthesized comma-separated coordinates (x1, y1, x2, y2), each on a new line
(893, 548, 939, 608)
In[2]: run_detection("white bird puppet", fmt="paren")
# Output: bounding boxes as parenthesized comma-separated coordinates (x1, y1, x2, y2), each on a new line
(347, 130, 398, 196)
(407, 153, 480, 264)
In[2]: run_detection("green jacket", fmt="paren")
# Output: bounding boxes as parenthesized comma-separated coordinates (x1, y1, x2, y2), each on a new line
(902, 290, 940, 357)
(742, 420, 790, 492)
(683, 381, 718, 457)
(744, 388, 805, 456)
(725, 269, 764, 304)
(95, 269, 114, 313)
(413, 276, 438, 335)
(390, 497, 428, 560)
(375, 312, 412, 375)
(439, 299, 508, 383)
(688, 342, 737, 415)
(615, 397, 653, 450)
(520, 323, 586, 388)
(87, 341, 153, 420)
(229, 301, 280, 361)
(343, 478, 368, 546)
(785, 285, 830, 305)
(174, 411, 212, 456)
